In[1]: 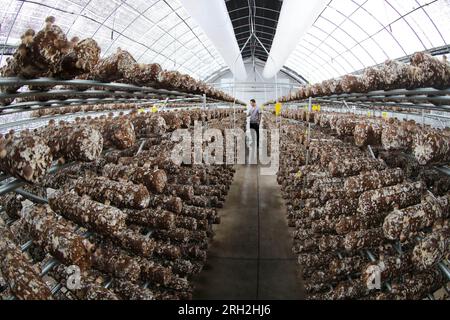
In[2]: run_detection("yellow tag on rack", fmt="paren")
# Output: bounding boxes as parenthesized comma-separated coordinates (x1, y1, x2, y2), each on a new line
(312, 104, 321, 112)
(275, 102, 282, 116)
(295, 171, 303, 179)
(382, 112, 389, 119)
(367, 111, 372, 117)
(151, 106, 159, 113)
(138, 108, 145, 114)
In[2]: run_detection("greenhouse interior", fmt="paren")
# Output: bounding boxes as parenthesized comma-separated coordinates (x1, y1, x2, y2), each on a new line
(0, 0, 450, 302)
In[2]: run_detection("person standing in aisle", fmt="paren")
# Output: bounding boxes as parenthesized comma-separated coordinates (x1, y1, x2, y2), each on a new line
(248, 99, 261, 146)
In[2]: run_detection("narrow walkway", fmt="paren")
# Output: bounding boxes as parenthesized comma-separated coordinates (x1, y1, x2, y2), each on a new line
(193, 165, 305, 300)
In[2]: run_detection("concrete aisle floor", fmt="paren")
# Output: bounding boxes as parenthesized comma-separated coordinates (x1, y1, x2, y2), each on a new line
(193, 165, 305, 300)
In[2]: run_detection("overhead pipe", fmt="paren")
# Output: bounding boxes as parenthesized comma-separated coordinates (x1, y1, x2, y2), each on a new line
(179, 0, 247, 81)
(263, 0, 329, 79)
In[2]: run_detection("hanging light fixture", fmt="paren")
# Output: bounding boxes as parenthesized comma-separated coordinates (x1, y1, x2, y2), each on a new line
(179, 0, 247, 81)
(263, 0, 329, 79)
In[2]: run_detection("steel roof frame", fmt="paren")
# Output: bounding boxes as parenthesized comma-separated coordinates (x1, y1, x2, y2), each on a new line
(10, 0, 224, 79)
(299, 0, 442, 81)
(8, 0, 198, 74)
(3, 0, 449, 85)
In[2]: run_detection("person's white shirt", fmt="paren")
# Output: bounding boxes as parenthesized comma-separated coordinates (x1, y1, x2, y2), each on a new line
(247, 104, 261, 124)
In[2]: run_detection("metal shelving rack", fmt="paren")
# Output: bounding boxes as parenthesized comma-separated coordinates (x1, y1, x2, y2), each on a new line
(313, 87, 450, 110)
(275, 87, 450, 113)
(0, 145, 189, 298)
(278, 111, 450, 300)
(0, 77, 242, 300)
(0, 77, 243, 134)
(279, 86, 450, 174)
(0, 77, 230, 113)
(0, 162, 71, 299)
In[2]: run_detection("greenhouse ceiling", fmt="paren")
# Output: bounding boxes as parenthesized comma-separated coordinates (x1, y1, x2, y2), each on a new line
(0, 0, 450, 84)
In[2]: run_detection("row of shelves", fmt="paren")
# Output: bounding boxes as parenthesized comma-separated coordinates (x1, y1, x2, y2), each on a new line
(0, 77, 242, 115)
(272, 87, 450, 113)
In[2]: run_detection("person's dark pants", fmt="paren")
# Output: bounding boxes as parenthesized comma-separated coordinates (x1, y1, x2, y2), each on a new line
(250, 122, 260, 146)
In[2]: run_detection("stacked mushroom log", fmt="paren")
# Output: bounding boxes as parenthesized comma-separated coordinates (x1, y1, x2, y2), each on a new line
(272, 110, 450, 300)
(0, 131, 53, 183)
(0, 17, 242, 107)
(272, 52, 450, 105)
(31, 103, 141, 118)
(0, 17, 100, 85)
(0, 108, 246, 300)
(284, 109, 450, 170)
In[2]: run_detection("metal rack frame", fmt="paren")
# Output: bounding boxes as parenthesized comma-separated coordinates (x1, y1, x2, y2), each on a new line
(0, 77, 232, 114)
(0, 102, 240, 135)
(280, 87, 450, 113)
(280, 114, 450, 300)
(0, 81, 240, 299)
(0, 162, 71, 298)
(315, 103, 450, 130)
(0, 76, 244, 135)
